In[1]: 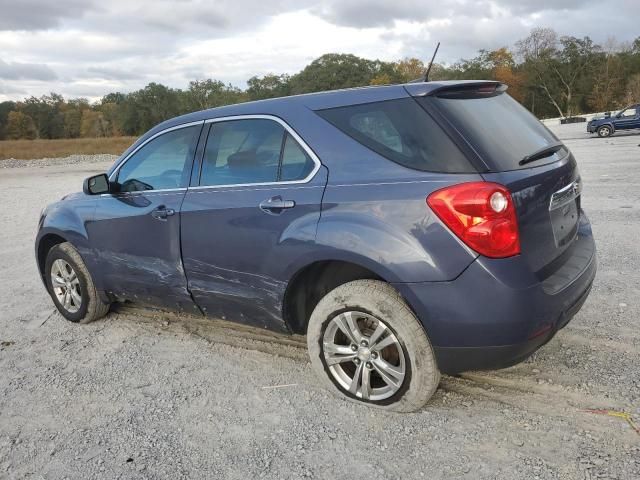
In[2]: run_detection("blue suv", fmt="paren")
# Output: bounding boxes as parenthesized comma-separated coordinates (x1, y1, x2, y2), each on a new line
(587, 103, 640, 137)
(36, 81, 596, 411)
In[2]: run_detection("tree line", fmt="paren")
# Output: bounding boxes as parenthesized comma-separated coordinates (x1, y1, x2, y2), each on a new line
(1, 27, 640, 141)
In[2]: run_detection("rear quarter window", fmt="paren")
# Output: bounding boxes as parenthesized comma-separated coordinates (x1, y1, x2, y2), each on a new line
(316, 98, 474, 173)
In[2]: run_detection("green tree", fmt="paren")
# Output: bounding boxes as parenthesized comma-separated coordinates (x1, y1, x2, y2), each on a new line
(246, 74, 291, 100)
(80, 110, 109, 137)
(0, 101, 16, 140)
(184, 79, 245, 111)
(63, 109, 82, 138)
(289, 53, 394, 94)
(6, 111, 37, 139)
(392, 58, 426, 82)
(19, 93, 66, 139)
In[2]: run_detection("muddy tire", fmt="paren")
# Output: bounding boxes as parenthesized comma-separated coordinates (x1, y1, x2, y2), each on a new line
(45, 242, 110, 323)
(307, 279, 440, 412)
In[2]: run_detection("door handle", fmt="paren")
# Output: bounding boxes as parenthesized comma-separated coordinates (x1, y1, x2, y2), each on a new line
(151, 205, 175, 221)
(259, 196, 295, 215)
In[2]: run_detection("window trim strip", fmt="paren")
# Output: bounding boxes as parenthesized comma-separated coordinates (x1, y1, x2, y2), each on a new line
(107, 115, 322, 193)
(108, 120, 205, 183)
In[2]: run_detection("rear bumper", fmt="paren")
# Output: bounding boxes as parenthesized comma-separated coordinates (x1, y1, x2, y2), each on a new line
(430, 277, 593, 373)
(393, 217, 596, 374)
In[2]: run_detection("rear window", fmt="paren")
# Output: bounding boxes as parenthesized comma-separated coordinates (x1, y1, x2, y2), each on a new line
(425, 93, 567, 171)
(316, 98, 474, 173)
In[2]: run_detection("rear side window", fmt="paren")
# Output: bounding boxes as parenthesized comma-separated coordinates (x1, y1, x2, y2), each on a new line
(316, 98, 473, 173)
(201, 119, 282, 186)
(426, 93, 565, 171)
(281, 133, 315, 181)
(201, 119, 316, 186)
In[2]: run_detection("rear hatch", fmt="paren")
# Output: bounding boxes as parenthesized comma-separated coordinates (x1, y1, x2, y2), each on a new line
(416, 84, 583, 274)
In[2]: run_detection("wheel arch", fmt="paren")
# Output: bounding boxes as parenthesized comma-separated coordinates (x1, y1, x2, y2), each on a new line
(36, 231, 69, 282)
(281, 255, 428, 336)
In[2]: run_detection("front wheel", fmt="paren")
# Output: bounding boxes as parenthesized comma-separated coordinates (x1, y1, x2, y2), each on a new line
(597, 125, 613, 137)
(307, 280, 440, 412)
(45, 242, 110, 323)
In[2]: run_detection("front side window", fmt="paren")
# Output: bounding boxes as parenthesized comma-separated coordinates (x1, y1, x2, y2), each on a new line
(116, 125, 200, 192)
(200, 118, 316, 186)
(620, 107, 637, 118)
(316, 98, 473, 173)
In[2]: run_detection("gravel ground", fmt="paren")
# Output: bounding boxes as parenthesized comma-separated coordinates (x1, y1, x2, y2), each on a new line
(0, 124, 638, 479)
(0, 154, 118, 169)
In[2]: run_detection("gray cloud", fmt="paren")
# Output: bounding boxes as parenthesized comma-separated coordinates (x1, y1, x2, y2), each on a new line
(0, 59, 57, 80)
(0, 0, 95, 30)
(84, 67, 144, 81)
(315, 1, 434, 28)
(0, 82, 26, 95)
(504, 0, 586, 14)
(0, 0, 639, 102)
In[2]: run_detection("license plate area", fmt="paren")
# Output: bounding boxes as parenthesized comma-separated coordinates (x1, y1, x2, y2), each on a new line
(549, 179, 581, 247)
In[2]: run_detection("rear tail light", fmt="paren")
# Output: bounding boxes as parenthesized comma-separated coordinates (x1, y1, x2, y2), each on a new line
(427, 182, 520, 258)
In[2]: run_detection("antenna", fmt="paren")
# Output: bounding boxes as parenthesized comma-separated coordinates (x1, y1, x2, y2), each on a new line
(424, 42, 441, 82)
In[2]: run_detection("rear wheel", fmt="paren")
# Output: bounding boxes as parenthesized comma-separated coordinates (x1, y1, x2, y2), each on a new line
(597, 125, 613, 137)
(45, 242, 110, 323)
(307, 280, 440, 412)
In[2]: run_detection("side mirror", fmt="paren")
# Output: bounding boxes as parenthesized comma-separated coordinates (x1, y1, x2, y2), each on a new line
(83, 173, 110, 195)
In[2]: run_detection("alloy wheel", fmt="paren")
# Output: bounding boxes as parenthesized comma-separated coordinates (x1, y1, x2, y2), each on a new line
(322, 311, 406, 401)
(598, 127, 611, 137)
(50, 259, 82, 313)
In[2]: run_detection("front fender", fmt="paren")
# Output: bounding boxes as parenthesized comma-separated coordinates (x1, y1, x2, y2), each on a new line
(35, 196, 98, 285)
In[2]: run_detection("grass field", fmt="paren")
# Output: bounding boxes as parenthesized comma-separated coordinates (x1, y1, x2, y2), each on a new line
(0, 137, 137, 160)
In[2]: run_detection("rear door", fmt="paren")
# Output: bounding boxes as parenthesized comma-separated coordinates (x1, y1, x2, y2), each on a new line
(180, 116, 326, 331)
(420, 88, 583, 274)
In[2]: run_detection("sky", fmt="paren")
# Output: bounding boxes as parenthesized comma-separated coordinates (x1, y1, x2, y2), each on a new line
(0, 0, 639, 102)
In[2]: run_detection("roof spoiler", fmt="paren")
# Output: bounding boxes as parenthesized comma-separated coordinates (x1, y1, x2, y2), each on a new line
(405, 81, 508, 98)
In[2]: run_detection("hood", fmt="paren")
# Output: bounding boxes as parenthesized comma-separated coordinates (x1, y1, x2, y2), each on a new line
(60, 191, 86, 201)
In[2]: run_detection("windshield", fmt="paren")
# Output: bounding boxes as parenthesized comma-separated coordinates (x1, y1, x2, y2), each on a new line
(424, 93, 568, 172)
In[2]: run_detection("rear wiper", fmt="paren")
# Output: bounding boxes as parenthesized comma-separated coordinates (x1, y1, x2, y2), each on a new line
(519, 141, 566, 166)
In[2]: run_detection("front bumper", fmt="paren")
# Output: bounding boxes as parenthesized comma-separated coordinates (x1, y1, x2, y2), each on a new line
(587, 123, 597, 133)
(393, 220, 596, 374)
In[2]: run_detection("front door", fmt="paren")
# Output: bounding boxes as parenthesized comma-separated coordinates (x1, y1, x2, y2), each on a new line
(87, 123, 203, 313)
(180, 117, 326, 331)
(613, 106, 640, 131)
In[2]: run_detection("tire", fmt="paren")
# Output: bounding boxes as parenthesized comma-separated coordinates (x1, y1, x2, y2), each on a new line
(307, 280, 440, 412)
(597, 125, 613, 137)
(44, 242, 110, 323)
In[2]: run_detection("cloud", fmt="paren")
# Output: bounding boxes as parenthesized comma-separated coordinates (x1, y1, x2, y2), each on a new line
(0, 59, 57, 81)
(315, 1, 435, 28)
(0, 82, 26, 95)
(0, 0, 639, 103)
(315, 0, 591, 28)
(84, 67, 144, 81)
(0, 0, 95, 31)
